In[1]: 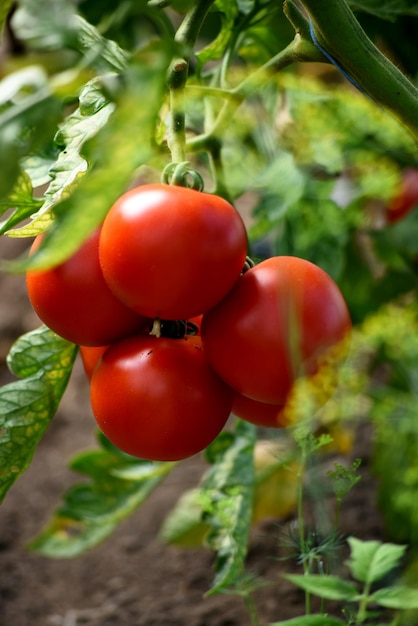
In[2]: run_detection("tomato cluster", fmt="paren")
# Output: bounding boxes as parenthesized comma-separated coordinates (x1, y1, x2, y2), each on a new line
(26, 183, 351, 462)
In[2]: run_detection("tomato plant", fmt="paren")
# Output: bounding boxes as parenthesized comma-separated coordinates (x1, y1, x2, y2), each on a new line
(1, 0, 418, 621)
(201, 256, 351, 405)
(90, 333, 233, 461)
(99, 184, 248, 319)
(26, 229, 148, 346)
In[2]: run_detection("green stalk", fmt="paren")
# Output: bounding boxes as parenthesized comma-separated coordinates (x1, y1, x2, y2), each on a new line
(166, 0, 216, 163)
(296, 462, 311, 615)
(244, 594, 260, 626)
(186, 36, 322, 154)
(298, 0, 418, 139)
(356, 581, 372, 624)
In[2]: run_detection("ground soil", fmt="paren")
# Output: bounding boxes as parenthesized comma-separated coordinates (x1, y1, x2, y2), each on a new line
(0, 237, 386, 626)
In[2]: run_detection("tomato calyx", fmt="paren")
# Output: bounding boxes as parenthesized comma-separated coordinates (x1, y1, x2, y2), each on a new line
(162, 161, 204, 190)
(242, 256, 255, 273)
(149, 317, 199, 339)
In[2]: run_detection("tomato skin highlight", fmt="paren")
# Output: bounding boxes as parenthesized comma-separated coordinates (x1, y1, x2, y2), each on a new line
(26, 229, 148, 346)
(90, 335, 233, 461)
(99, 184, 248, 320)
(201, 256, 351, 405)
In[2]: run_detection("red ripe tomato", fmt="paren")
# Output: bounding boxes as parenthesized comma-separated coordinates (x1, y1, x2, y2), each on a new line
(232, 393, 288, 428)
(201, 256, 351, 405)
(386, 168, 418, 224)
(90, 334, 233, 461)
(79, 344, 109, 380)
(99, 184, 248, 320)
(26, 229, 148, 346)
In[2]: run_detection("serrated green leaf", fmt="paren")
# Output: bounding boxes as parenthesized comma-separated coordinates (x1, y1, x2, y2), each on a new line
(346, 537, 407, 585)
(270, 615, 346, 626)
(199, 419, 257, 594)
(7, 326, 75, 382)
(29, 435, 174, 557)
(11, 0, 129, 72)
(0, 326, 77, 503)
(78, 75, 113, 116)
(73, 15, 130, 72)
(6, 80, 115, 236)
(196, 0, 238, 66)
(371, 584, 418, 609)
(21, 154, 56, 188)
(9, 43, 169, 268)
(283, 574, 359, 601)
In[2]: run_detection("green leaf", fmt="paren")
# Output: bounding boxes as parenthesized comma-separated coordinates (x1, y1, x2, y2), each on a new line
(8, 42, 170, 268)
(6, 77, 116, 236)
(21, 153, 57, 189)
(11, 0, 78, 51)
(270, 615, 346, 626)
(159, 487, 210, 548)
(11, 0, 129, 71)
(0, 170, 43, 235)
(73, 15, 130, 72)
(372, 584, 418, 610)
(29, 435, 175, 557)
(327, 458, 362, 502)
(200, 419, 257, 594)
(0, 67, 62, 200)
(283, 574, 359, 601)
(0, 327, 77, 503)
(110, 462, 171, 481)
(196, 0, 239, 66)
(346, 537, 407, 585)
(248, 151, 306, 241)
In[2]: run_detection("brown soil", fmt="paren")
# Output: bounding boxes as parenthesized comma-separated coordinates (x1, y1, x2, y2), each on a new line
(0, 237, 385, 626)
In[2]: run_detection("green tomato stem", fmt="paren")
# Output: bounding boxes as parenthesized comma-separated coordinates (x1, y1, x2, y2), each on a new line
(168, 59, 188, 163)
(166, 0, 216, 164)
(356, 581, 372, 624)
(298, 0, 418, 139)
